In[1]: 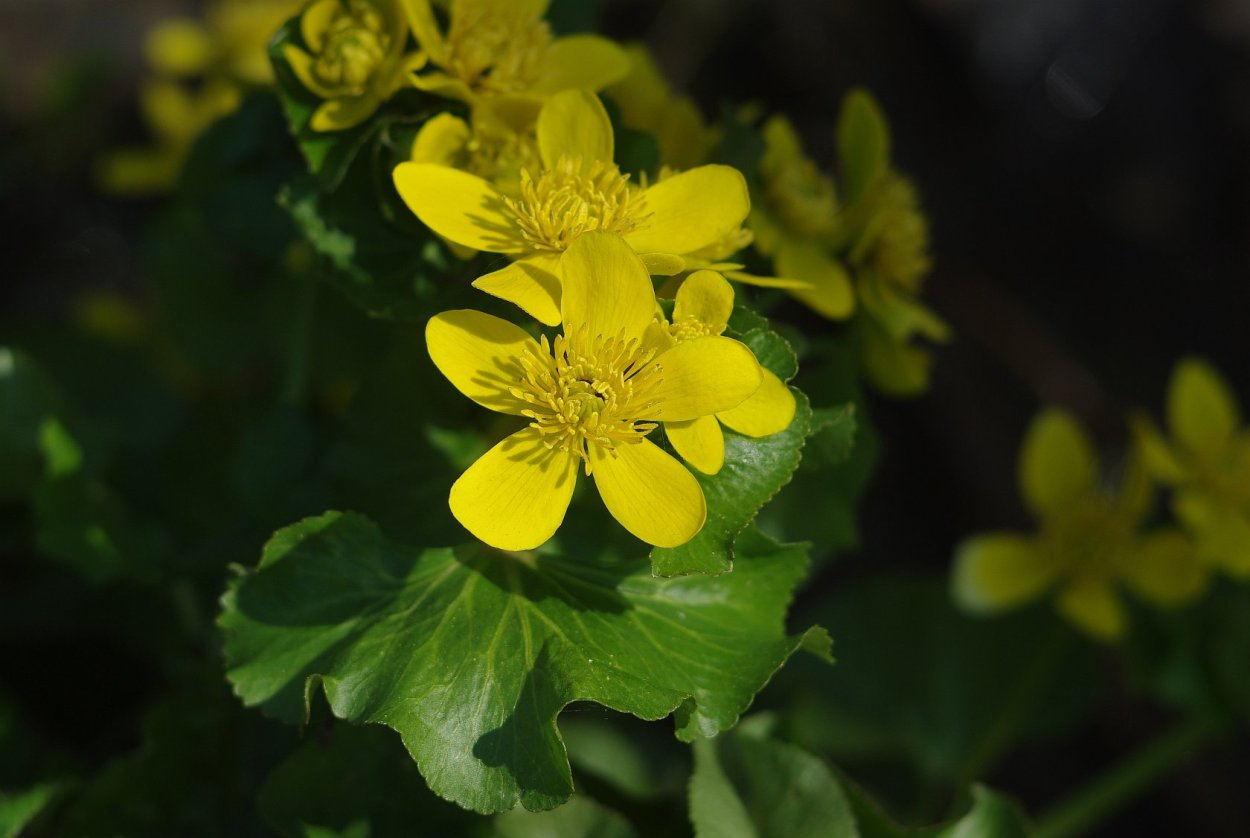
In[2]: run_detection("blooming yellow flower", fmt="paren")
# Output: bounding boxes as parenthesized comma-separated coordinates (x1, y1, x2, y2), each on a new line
(952, 409, 1207, 642)
(401, 0, 628, 109)
(282, 0, 423, 132)
(425, 233, 763, 550)
(1135, 358, 1250, 577)
(650, 271, 796, 474)
(409, 105, 541, 198)
(394, 90, 751, 326)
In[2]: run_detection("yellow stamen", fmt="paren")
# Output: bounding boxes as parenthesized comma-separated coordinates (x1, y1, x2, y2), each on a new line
(444, 3, 552, 94)
(668, 315, 718, 342)
(504, 156, 650, 252)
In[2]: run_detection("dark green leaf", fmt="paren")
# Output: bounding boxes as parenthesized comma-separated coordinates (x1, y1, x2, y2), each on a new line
(494, 795, 636, 838)
(0, 347, 64, 501)
(221, 513, 827, 813)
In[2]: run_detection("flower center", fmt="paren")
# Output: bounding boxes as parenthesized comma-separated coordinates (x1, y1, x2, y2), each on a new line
(1043, 500, 1131, 580)
(767, 157, 838, 237)
(511, 326, 663, 470)
(445, 4, 552, 94)
(313, 1, 390, 94)
(669, 315, 718, 343)
(505, 157, 650, 252)
(864, 176, 931, 292)
(464, 125, 541, 197)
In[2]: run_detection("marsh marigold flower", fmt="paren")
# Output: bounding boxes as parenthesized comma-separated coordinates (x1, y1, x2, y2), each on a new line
(952, 409, 1207, 642)
(1135, 358, 1250, 578)
(650, 271, 796, 474)
(394, 90, 751, 326)
(425, 233, 763, 550)
(409, 107, 541, 198)
(283, 0, 422, 131)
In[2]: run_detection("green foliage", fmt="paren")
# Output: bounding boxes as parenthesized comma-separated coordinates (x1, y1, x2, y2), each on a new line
(0, 783, 61, 838)
(221, 512, 828, 813)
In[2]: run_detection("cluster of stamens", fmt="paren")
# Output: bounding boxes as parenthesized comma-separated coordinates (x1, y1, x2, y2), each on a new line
(445, 5, 552, 93)
(313, 1, 390, 94)
(505, 157, 650, 251)
(668, 315, 719, 343)
(510, 326, 663, 472)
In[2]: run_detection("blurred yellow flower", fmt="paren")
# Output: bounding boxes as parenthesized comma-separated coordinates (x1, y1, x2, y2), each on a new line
(394, 90, 750, 325)
(425, 233, 761, 550)
(1135, 358, 1250, 578)
(953, 409, 1207, 642)
(282, 0, 423, 131)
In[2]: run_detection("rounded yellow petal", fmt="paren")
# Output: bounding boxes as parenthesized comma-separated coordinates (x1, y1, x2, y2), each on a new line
(717, 369, 795, 437)
(653, 337, 761, 422)
(1168, 357, 1240, 460)
(590, 440, 706, 547)
(145, 19, 215, 77)
(1118, 530, 1208, 607)
(1018, 408, 1098, 520)
(1054, 577, 1126, 642)
(665, 415, 725, 475)
(450, 428, 580, 551)
(392, 163, 526, 253)
(311, 94, 380, 132)
(425, 310, 537, 415)
(640, 252, 687, 276)
(531, 35, 631, 96)
(301, 0, 342, 53)
(282, 44, 339, 100)
(410, 113, 470, 164)
(410, 71, 474, 103)
(674, 270, 734, 333)
(776, 240, 855, 320)
(951, 534, 1056, 614)
(625, 166, 750, 256)
(537, 90, 614, 171)
(560, 232, 657, 342)
(472, 254, 563, 326)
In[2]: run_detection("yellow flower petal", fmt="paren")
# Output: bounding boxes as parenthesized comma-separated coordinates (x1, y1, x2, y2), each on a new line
(301, 0, 341, 53)
(776, 239, 855, 320)
(425, 309, 537, 415)
(400, 0, 446, 62)
(282, 44, 339, 100)
(590, 440, 706, 547)
(717, 369, 795, 437)
(674, 270, 734, 334)
(641, 253, 687, 275)
(951, 534, 1056, 613)
(723, 270, 812, 291)
(530, 35, 631, 96)
(410, 70, 474, 103)
(858, 274, 948, 341)
(311, 94, 380, 132)
(537, 90, 613, 171)
(654, 337, 761, 422)
(1130, 413, 1190, 484)
(1174, 492, 1250, 577)
(560, 232, 657, 342)
(1118, 530, 1208, 607)
(1054, 576, 1126, 642)
(665, 415, 725, 475)
(392, 163, 526, 253)
(1168, 357, 1240, 461)
(625, 166, 750, 256)
(145, 19, 215, 77)
(471, 254, 563, 326)
(450, 427, 580, 551)
(1018, 409, 1098, 520)
(410, 112, 470, 165)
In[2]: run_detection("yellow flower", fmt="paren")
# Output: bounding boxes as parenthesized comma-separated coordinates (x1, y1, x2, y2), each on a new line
(402, 0, 628, 110)
(749, 116, 856, 321)
(145, 0, 302, 85)
(426, 233, 762, 550)
(283, 0, 423, 132)
(649, 271, 797, 474)
(409, 105, 541, 198)
(605, 44, 719, 171)
(952, 409, 1207, 642)
(393, 90, 751, 326)
(1135, 358, 1250, 577)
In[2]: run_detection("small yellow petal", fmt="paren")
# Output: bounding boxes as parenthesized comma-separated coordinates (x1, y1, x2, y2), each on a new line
(537, 90, 613, 171)
(472, 254, 563, 326)
(666, 415, 725, 475)
(640, 253, 687, 275)
(951, 534, 1056, 613)
(717, 369, 795, 437)
(1018, 409, 1098, 520)
(145, 19, 215, 77)
(410, 71, 474, 103)
(1054, 577, 1127, 642)
(400, 0, 446, 62)
(393, 163, 526, 253)
(723, 270, 812, 291)
(560, 232, 657, 342)
(450, 428, 580, 551)
(310, 95, 380, 132)
(653, 337, 761, 422)
(1129, 413, 1189, 484)
(776, 239, 855, 320)
(1118, 530, 1208, 607)
(426, 310, 537, 415)
(410, 112, 470, 164)
(626, 166, 750, 256)
(1174, 492, 1250, 577)
(590, 440, 706, 547)
(282, 44, 339, 100)
(530, 35, 631, 96)
(1168, 357, 1240, 460)
(301, 0, 342, 53)
(674, 270, 734, 334)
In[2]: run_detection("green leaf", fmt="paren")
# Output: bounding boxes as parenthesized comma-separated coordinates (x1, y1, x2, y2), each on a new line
(739, 329, 798, 382)
(651, 391, 812, 577)
(0, 347, 64, 501)
(805, 404, 857, 469)
(494, 795, 636, 838)
(933, 785, 1031, 838)
(221, 513, 826, 814)
(689, 728, 857, 838)
(837, 88, 892, 207)
(0, 782, 62, 838)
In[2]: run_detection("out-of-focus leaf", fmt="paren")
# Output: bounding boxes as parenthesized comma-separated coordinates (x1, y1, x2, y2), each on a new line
(0, 782, 62, 838)
(221, 513, 827, 813)
(493, 795, 636, 838)
(560, 717, 689, 800)
(0, 347, 64, 501)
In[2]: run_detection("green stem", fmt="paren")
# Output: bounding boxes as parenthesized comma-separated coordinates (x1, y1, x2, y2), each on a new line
(1033, 715, 1224, 838)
